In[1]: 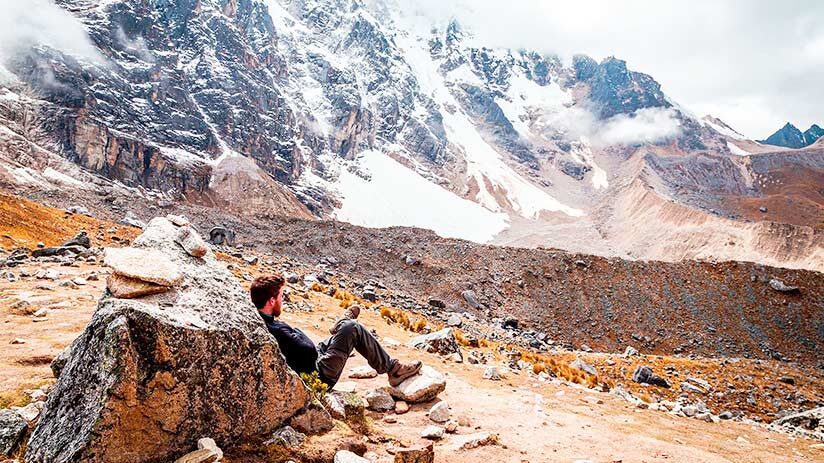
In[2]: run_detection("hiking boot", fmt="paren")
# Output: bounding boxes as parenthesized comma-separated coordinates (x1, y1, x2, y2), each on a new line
(388, 359, 422, 386)
(329, 305, 362, 334)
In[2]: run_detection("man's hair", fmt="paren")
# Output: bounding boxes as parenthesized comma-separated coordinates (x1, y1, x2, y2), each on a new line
(250, 274, 285, 309)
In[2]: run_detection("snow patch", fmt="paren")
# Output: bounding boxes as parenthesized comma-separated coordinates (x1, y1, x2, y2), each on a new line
(702, 116, 746, 140)
(332, 150, 509, 242)
(42, 167, 86, 187)
(727, 141, 751, 156)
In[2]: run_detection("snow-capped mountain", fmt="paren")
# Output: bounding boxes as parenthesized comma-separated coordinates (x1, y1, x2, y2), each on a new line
(1, 0, 822, 271)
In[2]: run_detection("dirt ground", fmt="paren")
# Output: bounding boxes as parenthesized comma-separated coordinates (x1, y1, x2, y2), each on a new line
(2, 259, 822, 462)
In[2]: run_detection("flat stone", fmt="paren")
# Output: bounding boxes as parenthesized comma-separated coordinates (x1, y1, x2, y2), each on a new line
(389, 366, 446, 404)
(106, 273, 170, 299)
(365, 388, 395, 412)
(324, 391, 365, 420)
(104, 247, 182, 286)
(348, 366, 378, 379)
(334, 450, 369, 463)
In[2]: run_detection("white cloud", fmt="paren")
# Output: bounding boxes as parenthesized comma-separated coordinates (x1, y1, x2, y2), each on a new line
(594, 108, 681, 146)
(396, 0, 824, 139)
(0, 0, 104, 66)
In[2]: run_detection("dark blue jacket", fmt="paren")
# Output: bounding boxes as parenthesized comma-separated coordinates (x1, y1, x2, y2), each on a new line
(259, 312, 318, 374)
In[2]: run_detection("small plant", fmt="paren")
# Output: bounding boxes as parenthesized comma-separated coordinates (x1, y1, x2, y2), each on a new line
(300, 371, 328, 399)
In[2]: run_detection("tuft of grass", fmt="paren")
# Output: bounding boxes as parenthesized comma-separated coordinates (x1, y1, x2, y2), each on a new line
(533, 363, 547, 375)
(0, 389, 30, 409)
(410, 318, 427, 333)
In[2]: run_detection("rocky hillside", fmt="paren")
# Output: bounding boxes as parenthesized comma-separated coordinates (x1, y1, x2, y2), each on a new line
(0, 0, 821, 271)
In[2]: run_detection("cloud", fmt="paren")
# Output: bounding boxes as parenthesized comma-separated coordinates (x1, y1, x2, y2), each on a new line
(396, 0, 824, 139)
(0, 0, 104, 66)
(594, 108, 682, 146)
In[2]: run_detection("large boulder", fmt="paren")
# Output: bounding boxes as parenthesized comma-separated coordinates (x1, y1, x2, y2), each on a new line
(389, 366, 446, 403)
(25, 217, 309, 463)
(770, 407, 823, 441)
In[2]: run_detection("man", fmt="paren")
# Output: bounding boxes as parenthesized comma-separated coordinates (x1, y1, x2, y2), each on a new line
(250, 274, 422, 387)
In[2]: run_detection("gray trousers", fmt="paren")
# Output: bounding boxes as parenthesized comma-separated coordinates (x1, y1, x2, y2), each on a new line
(316, 320, 392, 386)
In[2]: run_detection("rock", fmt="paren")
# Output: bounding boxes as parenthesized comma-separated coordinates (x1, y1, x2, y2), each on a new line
(207, 227, 235, 246)
(173, 448, 218, 463)
(623, 346, 640, 357)
(361, 287, 377, 302)
(348, 366, 378, 379)
(72, 277, 88, 286)
(242, 255, 259, 265)
(364, 388, 395, 412)
(759, 206, 768, 213)
(62, 231, 91, 249)
(9, 299, 36, 316)
(428, 401, 450, 423)
(66, 205, 90, 215)
(445, 420, 458, 433)
(503, 316, 519, 329)
(421, 425, 444, 440)
(10, 338, 26, 345)
(266, 426, 305, 448)
(569, 358, 597, 376)
(166, 215, 190, 227)
(446, 314, 462, 327)
(483, 366, 502, 381)
(13, 403, 42, 424)
(175, 227, 208, 258)
(50, 344, 71, 378)
(409, 328, 462, 360)
(121, 212, 146, 228)
(284, 272, 299, 284)
(681, 405, 698, 417)
(334, 450, 369, 463)
(680, 382, 706, 394)
(106, 273, 170, 299)
(428, 298, 446, 309)
(695, 412, 715, 423)
(777, 376, 795, 385)
(769, 278, 798, 293)
(771, 407, 824, 441)
(632, 366, 671, 388)
(324, 391, 365, 420)
(393, 441, 434, 463)
(461, 290, 483, 309)
(719, 411, 734, 420)
(389, 366, 446, 403)
(104, 247, 183, 286)
(394, 401, 409, 414)
(196, 438, 222, 460)
(447, 432, 498, 450)
(0, 410, 28, 457)
(289, 400, 334, 435)
(25, 217, 309, 463)
(685, 377, 712, 392)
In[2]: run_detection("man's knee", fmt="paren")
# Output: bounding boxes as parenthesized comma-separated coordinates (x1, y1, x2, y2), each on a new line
(337, 319, 361, 336)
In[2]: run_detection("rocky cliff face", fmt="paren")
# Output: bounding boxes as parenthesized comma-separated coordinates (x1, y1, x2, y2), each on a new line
(0, 0, 821, 270)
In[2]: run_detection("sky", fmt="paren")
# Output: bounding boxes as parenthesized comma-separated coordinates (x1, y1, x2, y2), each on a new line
(397, 0, 824, 139)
